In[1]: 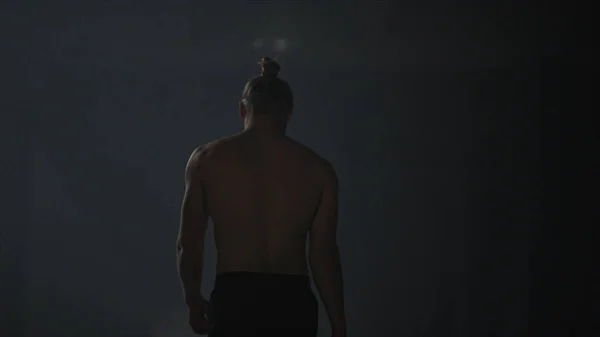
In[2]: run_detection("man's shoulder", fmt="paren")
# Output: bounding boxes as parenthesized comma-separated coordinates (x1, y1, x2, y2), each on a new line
(286, 138, 336, 176)
(187, 141, 215, 163)
(187, 136, 234, 167)
(191, 134, 242, 158)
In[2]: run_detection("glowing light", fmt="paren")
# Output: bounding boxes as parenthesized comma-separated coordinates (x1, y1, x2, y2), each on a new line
(274, 38, 287, 52)
(252, 38, 289, 53)
(252, 38, 265, 49)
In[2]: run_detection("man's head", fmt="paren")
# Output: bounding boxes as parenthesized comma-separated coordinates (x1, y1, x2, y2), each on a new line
(240, 57, 293, 126)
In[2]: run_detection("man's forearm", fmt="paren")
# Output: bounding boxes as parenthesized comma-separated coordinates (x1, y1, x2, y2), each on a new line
(309, 246, 346, 332)
(177, 243, 205, 308)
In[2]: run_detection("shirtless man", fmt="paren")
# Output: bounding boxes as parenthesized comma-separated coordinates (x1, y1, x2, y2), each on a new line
(176, 58, 346, 337)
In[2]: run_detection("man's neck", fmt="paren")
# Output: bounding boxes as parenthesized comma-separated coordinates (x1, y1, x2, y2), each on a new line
(243, 117, 287, 138)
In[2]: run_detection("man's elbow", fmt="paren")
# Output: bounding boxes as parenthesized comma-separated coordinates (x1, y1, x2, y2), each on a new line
(176, 237, 184, 253)
(309, 241, 338, 264)
(176, 235, 205, 257)
(176, 237, 194, 257)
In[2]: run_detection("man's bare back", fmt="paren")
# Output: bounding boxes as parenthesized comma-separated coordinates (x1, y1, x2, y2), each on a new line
(177, 57, 345, 337)
(201, 131, 326, 275)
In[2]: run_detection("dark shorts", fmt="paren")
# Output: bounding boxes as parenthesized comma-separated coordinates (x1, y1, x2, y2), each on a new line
(208, 271, 318, 337)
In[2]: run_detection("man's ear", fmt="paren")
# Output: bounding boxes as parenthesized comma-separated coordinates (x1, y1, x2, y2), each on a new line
(239, 101, 247, 119)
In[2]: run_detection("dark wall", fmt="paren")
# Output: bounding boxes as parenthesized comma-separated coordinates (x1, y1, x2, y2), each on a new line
(0, 86, 29, 337)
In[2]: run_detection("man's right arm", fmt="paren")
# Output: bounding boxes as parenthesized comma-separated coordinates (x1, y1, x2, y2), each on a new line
(309, 161, 346, 336)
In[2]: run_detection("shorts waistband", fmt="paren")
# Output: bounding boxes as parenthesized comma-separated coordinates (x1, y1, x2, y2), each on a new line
(214, 271, 311, 290)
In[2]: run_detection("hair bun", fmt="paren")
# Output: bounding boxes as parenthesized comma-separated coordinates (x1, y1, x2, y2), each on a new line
(259, 57, 281, 78)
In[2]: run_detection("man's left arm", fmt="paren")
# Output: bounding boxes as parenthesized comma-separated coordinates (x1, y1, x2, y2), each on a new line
(177, 146, 210, 310)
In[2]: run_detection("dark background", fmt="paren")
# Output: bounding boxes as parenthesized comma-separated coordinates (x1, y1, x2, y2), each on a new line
(1, 1, 576, 337)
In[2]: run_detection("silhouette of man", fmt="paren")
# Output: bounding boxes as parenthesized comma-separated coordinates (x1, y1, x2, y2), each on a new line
(177, 57, 346, 337)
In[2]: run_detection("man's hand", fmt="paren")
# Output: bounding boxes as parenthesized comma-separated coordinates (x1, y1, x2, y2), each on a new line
(188, 299, 211, 335)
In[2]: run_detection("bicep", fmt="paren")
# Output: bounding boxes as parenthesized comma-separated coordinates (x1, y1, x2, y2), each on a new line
(178, 149, 209, 244)
(309, 163, 339, 249)
(180, 179, 207, 223)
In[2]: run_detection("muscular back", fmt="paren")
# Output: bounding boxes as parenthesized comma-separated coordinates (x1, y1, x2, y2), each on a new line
(200, 132, 327, 275)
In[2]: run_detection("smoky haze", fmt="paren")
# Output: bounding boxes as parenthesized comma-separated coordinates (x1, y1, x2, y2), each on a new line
(1, 1, 561, 337)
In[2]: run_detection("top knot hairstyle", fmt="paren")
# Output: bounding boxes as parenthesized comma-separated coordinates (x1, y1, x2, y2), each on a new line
(259, 57, 281, 78)
(241, 57, 293, 114)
